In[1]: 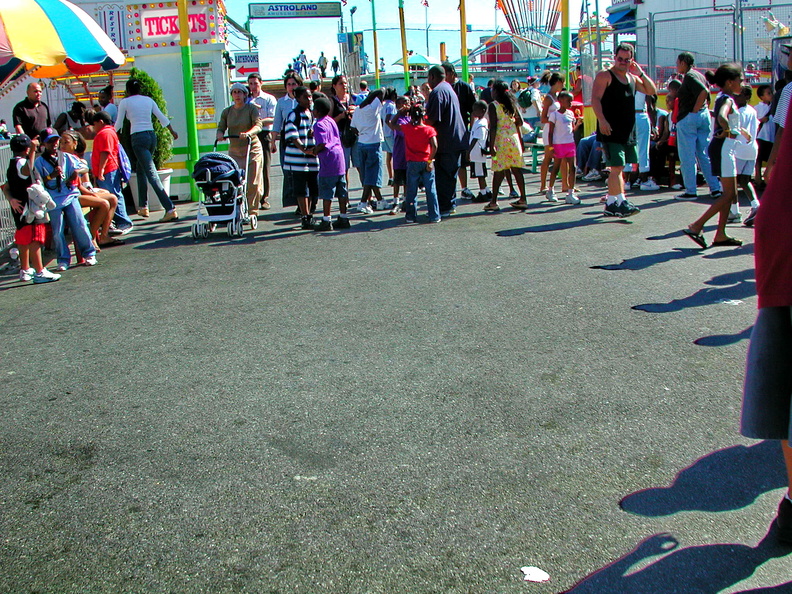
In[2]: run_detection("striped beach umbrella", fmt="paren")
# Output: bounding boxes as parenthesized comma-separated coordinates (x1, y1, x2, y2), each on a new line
(0, 0, 125, 75)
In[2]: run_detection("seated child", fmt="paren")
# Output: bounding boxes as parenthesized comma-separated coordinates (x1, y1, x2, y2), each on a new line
(34, 127, 98, 271)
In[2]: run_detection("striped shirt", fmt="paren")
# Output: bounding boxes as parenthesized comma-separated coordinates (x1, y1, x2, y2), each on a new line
(774, 82, 792, 129)
(283, 109, 319, 172)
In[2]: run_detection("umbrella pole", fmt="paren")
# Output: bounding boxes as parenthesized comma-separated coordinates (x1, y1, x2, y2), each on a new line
(460, 0, 469, 86)
(371, 0, 380, 88)
(178, 0, 200, 202)
(398, 0, 410, 93)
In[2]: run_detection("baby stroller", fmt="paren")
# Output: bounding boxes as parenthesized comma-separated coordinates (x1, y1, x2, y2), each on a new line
(191, 136, 256, 239)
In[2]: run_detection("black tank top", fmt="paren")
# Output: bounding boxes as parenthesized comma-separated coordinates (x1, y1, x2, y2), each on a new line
(6, 156, 32, 229)
(597, 70, 636, 145)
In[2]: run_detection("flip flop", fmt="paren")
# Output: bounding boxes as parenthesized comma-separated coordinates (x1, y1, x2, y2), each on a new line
(711, 237, 743, 247)
(682, 228, 708, 249)
(483, 203, 500, 211)
(98, 238, 126, 248)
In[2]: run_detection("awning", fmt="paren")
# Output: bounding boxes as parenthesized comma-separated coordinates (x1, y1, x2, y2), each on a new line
(608, 9, 634, 26)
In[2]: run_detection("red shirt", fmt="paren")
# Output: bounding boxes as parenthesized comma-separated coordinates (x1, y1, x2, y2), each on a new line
(401, 123, 436, 162)
(755, 106, 792, 308)
(91, 125, 119, 175)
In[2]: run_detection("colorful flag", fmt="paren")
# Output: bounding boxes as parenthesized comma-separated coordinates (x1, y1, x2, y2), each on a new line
(421, 0, 428, 6)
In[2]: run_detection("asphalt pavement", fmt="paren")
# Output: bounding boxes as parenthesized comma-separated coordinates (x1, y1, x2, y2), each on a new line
(1, 164, 790, 593)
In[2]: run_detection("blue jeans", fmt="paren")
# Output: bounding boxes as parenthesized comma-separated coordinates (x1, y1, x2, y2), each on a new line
(635, 112, 651, 173)
(130, 130, 174, 211)
(576, 135, 602, 172)
(50, 196, 96, 266)
(358, 142, 383, 187)
(96, 169, 133, 230)
(405, 161, 440, 222)
(676, 109, 721, 195)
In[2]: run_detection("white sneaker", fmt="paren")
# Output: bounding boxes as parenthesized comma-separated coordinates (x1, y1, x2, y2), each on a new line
(671, 183, 683, 190)
(546, 189, 559, 203)
(624, 182, 631, 191)
(84, 256, 98, 266)
(56, 263, 69, 272)
(640, 178, 660, 191)
(356, 202, 374, 215)
(565, 192, 581, 205)
(33, 268, 61, 284)
(583, 170, 601, 182)
(727, 211, 743, 224)
(19, 267, 35, 282)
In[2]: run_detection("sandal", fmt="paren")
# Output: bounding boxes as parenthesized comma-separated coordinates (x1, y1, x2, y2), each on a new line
(510, 202, 528, 210)
(98, 238, 126, 248)
(483, 203, 500, 211)
(682, 228, 708, 249)
(711, 236, 743, 247)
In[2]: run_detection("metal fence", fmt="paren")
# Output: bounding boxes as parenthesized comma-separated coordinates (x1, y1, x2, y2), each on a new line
(0, 141, 14, 255)
(644, 4, 792, 83)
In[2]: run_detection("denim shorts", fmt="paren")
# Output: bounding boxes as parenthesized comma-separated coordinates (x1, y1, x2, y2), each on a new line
(358, 142, 383, 187)
(741, 307, 792, 441)
(291, 170, 318, 198)
(317, 174, 347, 201)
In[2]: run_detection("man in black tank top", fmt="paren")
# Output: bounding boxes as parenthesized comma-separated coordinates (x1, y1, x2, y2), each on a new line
(592, 43, 657, 217)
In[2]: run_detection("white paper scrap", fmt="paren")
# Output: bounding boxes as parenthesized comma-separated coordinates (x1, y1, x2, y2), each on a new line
(715, 299, 743, 305)
(521, 566, 550, 582)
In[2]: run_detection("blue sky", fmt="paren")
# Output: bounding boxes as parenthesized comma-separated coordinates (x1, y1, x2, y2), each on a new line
(223, 0, 611, 79)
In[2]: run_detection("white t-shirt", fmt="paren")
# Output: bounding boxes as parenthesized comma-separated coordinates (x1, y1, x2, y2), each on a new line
(524, 88, 542, 120)
(735, 104, 759, 162)
(350, 97, 382, 144)
(469, 116, 488, 163)
(549, 109, 576, 145)
(115, 95, 170, 134)
(756, 101, 775, 143)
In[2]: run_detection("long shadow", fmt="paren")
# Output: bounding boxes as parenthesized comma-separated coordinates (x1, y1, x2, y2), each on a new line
(619, 441, 786, 517)
(590, 248, 700, 271)
(563, 527, 792, 593)
(496, 214, 632, 236)
(632, 268, 755, 313)
(694, 326, 753, 347)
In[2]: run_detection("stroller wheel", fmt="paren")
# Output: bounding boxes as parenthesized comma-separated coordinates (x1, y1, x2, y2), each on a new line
(227, 221, 235, 237)
(236, 219, 245, 237)
(250, 214, 258, 230)
(191, 223, 200, 239)
(201, 224, 210, 239)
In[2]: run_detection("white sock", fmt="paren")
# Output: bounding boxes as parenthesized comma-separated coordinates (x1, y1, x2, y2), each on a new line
(751, 199, 760, 208)
(323, 216, 331, 221)
(606, 194, 618, 205)
(483, 186, 490, 193)
(339, 213, 348, 219)
(616, 194, 625, 205)
(730, 204, 739, 216)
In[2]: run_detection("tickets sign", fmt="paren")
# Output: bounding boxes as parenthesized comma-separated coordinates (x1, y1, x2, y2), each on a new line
(127, 2, 223, 50)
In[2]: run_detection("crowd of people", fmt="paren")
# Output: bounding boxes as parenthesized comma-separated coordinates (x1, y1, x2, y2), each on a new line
(5, 41, 792, 552)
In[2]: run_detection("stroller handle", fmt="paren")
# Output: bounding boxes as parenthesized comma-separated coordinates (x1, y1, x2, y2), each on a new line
(214, 134, 252, 150)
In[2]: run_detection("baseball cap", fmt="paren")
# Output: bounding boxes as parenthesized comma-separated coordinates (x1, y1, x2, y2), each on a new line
(527, 76, 537, 84)
(9, 134, 32, 152)
(38, 127, 59, 143)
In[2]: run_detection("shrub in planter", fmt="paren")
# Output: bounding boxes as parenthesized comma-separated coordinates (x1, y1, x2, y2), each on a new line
(118, 67, 173, 170)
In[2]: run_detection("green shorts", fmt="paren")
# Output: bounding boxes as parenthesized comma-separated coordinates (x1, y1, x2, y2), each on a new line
(602, 142, 638, 168)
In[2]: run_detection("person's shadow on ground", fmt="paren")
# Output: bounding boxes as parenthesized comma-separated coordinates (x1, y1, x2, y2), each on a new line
(563, 527, 792, 593)
(620, 441, 786, 516)
(694, 326, 753, 347)
(590, 248, 701, 271)
(632, 269, 755, 313)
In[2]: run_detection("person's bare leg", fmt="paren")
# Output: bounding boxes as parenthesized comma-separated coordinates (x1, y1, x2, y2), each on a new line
(512, 167, 526, 202)
(29, 242, 44, 272)
(783, 441, 792, 493)
(19, 244, 31, 271)
(607, 165, 625, 196)
(690, 179, 735, 240)
(490, 170, 505, 206)
(549, 159, 562, 191)
(298, 195, 310, 216)
(540, 149, 552, 191)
